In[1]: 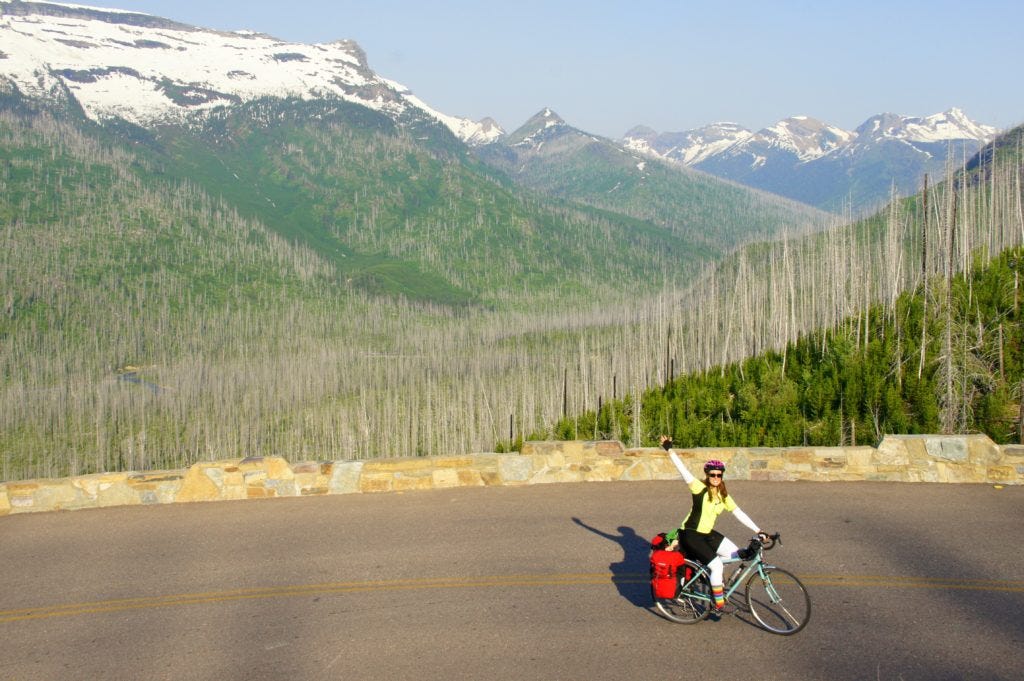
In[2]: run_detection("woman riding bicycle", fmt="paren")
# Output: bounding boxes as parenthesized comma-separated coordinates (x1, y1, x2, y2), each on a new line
(659, 435, 771, 614)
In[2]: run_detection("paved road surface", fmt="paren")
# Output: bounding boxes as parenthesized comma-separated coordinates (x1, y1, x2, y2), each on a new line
(1, 480, 1022, 680)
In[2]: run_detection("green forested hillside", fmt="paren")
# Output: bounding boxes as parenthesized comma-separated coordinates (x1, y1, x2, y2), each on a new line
(539, 247, 1023, 448)
(138, 97, 727, 308)
(1, 93, 1021, 482)
(0, 94, 820, 481)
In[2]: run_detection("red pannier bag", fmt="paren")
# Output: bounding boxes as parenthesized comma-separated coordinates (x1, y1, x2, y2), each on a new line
(650, 533, 686, 600)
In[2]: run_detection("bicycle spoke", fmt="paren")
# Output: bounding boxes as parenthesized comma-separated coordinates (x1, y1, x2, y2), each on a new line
(744, 567, 811, 635)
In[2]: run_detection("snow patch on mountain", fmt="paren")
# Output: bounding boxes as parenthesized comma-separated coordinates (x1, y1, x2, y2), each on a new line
(0, 0, 502, 144)
(626, 108, 996, 170)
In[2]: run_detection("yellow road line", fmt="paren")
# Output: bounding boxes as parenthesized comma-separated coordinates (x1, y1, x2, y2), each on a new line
(0, 573, 610, 623)
(2, 571, 1021, 624)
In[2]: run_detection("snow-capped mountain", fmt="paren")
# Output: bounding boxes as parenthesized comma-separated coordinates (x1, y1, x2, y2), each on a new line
(0, 0, 503, 144)
(841, 109, 995, 156)
(625, 109, 998, 212)
(623, 122, 752, 166)
(505, 107, 578, 148)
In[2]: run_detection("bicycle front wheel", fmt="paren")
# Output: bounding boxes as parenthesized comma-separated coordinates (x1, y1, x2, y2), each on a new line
(654, 559, 711, 624)
(744, 566, 810, 635)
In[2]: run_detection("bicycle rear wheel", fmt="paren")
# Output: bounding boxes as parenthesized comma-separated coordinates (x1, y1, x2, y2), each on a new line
(654, 559, 711, 624)
(744, 566, 810, 635)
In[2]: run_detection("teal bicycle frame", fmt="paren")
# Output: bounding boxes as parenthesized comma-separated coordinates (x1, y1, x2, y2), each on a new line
(658, 533, 811, 634)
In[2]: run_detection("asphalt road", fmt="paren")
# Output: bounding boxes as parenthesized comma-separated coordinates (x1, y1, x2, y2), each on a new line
(1, 480, 1022, 681)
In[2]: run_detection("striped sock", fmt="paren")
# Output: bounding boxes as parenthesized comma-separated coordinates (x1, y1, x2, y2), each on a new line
(712, 585, 725, 609)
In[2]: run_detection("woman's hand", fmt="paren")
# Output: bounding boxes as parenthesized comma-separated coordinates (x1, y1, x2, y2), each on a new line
(659, 435, 673, 451)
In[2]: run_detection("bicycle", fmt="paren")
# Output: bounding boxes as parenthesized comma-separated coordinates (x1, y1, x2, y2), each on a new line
(653, 533, 811, 635)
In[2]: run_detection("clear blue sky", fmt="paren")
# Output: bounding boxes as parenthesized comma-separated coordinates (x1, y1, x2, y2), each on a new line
(86, 0, 1024, 137)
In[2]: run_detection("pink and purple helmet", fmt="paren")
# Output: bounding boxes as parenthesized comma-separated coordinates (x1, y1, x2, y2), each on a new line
(703, 459, 726, 474)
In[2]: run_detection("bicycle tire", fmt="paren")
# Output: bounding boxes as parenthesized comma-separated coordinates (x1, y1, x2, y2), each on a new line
(744, 566, 811, 635)
(654, 559, 712, 624)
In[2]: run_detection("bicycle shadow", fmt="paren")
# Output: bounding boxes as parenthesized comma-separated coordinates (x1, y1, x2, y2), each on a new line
(571, 517, 652, 608)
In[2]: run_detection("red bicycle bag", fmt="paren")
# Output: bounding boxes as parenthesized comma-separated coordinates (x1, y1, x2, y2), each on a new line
(650, 546, 686, 600)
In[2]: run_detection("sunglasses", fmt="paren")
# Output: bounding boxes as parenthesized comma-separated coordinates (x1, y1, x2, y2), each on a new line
(707, 472, 723, 478)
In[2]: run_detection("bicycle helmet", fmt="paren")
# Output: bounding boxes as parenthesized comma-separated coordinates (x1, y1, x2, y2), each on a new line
(703, 459, 726, 474)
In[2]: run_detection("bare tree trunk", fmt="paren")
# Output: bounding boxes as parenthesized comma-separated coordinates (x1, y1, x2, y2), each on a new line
(919, 174, 930, 379)
(1019, 380, 1024, 445)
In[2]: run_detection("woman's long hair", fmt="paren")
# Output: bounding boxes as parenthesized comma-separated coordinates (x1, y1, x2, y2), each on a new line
(704, 477, 728, 501)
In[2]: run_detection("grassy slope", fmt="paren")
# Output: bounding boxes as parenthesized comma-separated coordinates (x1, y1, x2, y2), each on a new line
(139, 98, 720, 309)
(476, 126, 832, 249)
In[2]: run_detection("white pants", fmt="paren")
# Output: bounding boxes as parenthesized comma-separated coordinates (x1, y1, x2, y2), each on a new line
(707, 536, 739, 587)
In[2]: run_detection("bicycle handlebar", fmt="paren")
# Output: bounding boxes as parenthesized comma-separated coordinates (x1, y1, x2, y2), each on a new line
(750, 532, 782, 553)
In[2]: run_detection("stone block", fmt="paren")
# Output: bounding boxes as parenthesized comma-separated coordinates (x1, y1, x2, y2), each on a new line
(925, 437, 968, 462)
(33, 482, 82, 511)
(521, 441, 553, 457)
(559, 441, 586, 460)
(844, 448, 874, 468)
(362, 458, 433, 473)
(542, 451, 567, 469)
(176, 463, 223, 503)
(498, 454, 534, 483)
(965, 435, 1001, 464)
(127, 472, 183, 486)
(431, 456, 476, 469)
(328, 461, 363, 494)
(523, 468, 565, 485)
(647, 458, 681, 480)
(987, 466, 1018, 483)
(393, 472, 434, 492)
(96, 481, 141, 509)
(456, 469, 485, 487)
(936, 462, 986, 483)
(581, 459, 628, 482)
(479, 470, 503, 486)
(293, 472, 319, 491)
(359, 472, 394, 493)
(264, 478, 298, 497)
(247, 486, 276, 498)
(784, 450, 815, 465)
(594, 440, 625, 457)
(6, 482, 40, 494)
(620, 460, 656, 482)
(72, 472, 128, 501)
(242, 456, 293, 481)
(875, 436, 911, 465)
(432, 468, 461, 489)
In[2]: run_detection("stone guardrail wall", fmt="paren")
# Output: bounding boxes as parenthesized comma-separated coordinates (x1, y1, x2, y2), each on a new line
(2, 434, 1022, 516)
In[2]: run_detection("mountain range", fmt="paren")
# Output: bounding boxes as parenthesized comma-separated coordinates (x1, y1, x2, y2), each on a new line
(475, 108, 828, 247)
(0, 0, 829, 271)
(623, 109, 998, 213)
(1, 0, 1003, 217)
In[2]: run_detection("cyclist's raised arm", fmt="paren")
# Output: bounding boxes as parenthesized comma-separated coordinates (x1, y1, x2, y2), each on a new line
(660, 436, 696, 484)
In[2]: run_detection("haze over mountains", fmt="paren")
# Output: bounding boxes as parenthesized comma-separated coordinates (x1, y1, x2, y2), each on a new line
(0, 0, 1000, 215)
(623, 109, 998, 213)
